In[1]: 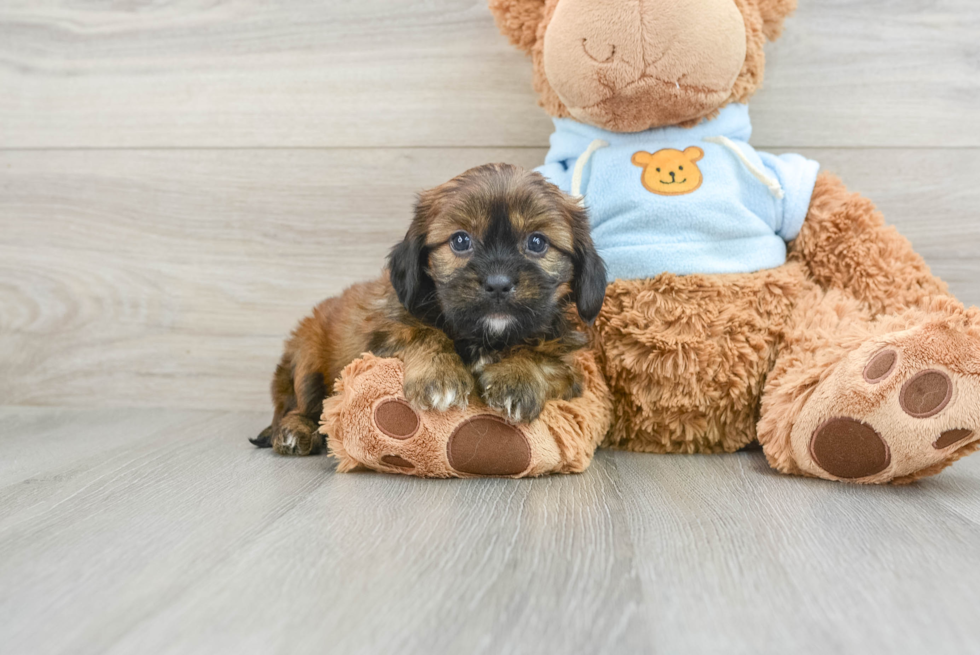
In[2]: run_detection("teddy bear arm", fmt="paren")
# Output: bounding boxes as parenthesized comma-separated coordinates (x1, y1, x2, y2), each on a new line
(788, 172, 949, 316)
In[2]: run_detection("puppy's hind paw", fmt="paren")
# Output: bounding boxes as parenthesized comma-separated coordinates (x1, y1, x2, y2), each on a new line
(272, 414, 323, 456)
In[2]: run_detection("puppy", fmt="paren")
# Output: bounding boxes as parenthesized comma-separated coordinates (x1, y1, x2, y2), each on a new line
(251, 163, 607, 456)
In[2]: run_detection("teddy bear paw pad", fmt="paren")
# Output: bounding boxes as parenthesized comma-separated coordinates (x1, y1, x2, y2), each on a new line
(374, 399, 420, 439)
(899, 370, 952, 418)
(863, 348, 897, 383)
(934, 429, 974, 450)
(809, 418, 890, 479)
(380, 454, 415, 471)
(447, 415, 531, 476)
(792, 337, 980, 483)
(367, 399, 423, 473)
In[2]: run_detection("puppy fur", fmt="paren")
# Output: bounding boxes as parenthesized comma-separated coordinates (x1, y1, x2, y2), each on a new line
(252, 163, 607, 455)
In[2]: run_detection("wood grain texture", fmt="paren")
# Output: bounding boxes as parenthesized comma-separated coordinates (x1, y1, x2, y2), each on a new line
(613, 448, 980, 654)
(0, 407, 649, 655)
(0, 0, 978, 148)
(2, 148, 978, 411)
(3, 406, 980, 654)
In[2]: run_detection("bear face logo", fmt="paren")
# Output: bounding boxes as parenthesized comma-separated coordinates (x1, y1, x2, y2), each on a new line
(631, 147, 705, 196)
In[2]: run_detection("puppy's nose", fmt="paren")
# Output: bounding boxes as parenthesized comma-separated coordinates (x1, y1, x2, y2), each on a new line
(484, 274, 515, 296)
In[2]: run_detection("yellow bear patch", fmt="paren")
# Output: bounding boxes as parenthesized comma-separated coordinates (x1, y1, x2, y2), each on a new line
(631, 147, 705, 196)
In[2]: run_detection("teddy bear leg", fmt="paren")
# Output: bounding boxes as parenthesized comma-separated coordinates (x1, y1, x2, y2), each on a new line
(791, 173, 951, 316)
(594, 267, 803, 454)
(321, 352, 611, 478)
(758, 285, 980, 484)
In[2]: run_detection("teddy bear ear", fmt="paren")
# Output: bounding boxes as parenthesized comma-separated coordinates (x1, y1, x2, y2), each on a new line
(683, 147, 705, 162)
(755, 0, 798, 41)
(488, 0, 548, 53)
(631, 151, 653, 167)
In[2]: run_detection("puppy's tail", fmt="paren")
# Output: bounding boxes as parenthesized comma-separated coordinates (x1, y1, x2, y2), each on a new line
(250, 425, 274, 448)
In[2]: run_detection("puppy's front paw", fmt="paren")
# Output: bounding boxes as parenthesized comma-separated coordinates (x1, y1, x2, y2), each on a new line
(478, 366, 547, 424)
(404, 354, 474, 412)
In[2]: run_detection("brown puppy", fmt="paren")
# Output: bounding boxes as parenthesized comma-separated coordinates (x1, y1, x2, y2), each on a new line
(251, 163, 607, 456)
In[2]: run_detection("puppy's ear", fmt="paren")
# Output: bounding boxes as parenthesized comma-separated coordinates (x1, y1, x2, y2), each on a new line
(388, 231, 427, 314)
(388, 191, 438, 318)
(564, 199, 607, 325)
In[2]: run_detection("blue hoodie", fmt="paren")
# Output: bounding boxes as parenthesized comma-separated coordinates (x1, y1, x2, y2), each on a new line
(536, 104, 820, 282)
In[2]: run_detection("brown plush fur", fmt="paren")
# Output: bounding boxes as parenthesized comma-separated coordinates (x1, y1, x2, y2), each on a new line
(590, 173, 980, 484)
(595, 264, 804, 454)
(757, 283, 980, 484)
(790, 174, 950, 316)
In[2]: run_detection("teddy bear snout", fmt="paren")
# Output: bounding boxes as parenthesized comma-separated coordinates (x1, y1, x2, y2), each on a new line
(581, 38, 615, 65)
(543, 0, 647, 104)
(542, 0, 750, 131)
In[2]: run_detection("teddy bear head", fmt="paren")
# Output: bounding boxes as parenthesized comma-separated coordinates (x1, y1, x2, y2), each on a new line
(489, 0, 797, 132)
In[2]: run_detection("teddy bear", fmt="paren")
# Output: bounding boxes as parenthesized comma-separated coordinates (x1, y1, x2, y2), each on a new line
(321, 0, 980, 484)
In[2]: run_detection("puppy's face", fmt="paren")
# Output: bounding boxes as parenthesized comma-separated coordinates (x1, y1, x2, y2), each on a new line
(389, 164, 606, 353)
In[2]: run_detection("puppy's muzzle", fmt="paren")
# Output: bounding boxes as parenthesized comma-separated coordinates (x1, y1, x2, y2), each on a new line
(483, 273, 516, 300)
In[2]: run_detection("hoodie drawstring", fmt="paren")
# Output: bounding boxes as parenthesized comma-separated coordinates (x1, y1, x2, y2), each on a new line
(703, 135, 784, 199)
(571, 139, 610, 200)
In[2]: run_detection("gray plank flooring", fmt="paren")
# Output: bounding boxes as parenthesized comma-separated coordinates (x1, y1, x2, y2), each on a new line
(3, 406, 980, 654)
(3, 0, 980, 652)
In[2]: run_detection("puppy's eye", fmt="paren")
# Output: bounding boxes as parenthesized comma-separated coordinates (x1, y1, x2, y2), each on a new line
(526, 233, 549, 255)
(449, 231, 472, 253)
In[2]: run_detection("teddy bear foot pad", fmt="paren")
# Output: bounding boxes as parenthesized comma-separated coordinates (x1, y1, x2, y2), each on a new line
(789, 329, 980, 484)
(372, 398, 531, 476)
(322, 353, 611, 478)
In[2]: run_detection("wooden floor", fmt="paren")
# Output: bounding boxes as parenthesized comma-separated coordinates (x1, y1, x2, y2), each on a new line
(4, 406, 980, 654)
(3, 1, 980, 653)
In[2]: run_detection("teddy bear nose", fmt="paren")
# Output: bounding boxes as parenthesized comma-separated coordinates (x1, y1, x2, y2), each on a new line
(669, 171, 676, 180)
